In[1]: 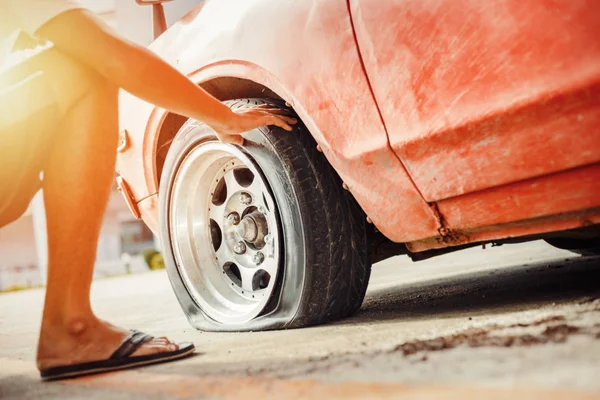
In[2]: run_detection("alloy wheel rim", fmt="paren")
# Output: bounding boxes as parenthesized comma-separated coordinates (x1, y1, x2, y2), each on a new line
(169, 141, 280, 324)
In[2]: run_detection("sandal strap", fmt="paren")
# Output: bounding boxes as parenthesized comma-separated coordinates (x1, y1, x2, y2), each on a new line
(110, 330, 154, 359)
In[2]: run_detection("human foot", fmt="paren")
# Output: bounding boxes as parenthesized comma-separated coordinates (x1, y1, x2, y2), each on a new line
(37, 316, 182, 372)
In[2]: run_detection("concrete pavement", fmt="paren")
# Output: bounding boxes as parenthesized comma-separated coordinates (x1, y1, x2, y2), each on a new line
(1, 240, 599, 399)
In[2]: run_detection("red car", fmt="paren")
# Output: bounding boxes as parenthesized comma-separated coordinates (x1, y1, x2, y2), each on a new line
(116, 0, 600, 331)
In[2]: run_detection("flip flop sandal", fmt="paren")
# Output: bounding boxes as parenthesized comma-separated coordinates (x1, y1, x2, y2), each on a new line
(40, 330, 195, 380)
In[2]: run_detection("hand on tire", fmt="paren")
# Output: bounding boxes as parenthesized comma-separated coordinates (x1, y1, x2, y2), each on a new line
(213, 104, 297, 145)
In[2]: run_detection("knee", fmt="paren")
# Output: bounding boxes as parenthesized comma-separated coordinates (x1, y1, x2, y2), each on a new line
(57, 72, 119, 152)
(88, 76, 119, 126)
(46, 50, 117, 116)
(86, 73, 118, 110)
(90, 74, 118, 98)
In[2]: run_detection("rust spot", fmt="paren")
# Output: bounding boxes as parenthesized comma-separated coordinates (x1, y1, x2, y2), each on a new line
(436, 229, 470, 245)
(581, 219, 596, 227)
(429, 203, 449, 237)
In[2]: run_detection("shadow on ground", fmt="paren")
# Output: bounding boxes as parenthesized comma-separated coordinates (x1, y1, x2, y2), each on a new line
(344, 255, 600, 325)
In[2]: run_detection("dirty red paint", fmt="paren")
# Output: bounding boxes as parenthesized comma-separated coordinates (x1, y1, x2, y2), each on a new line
(437, 164, 600, 230)
(117, 0, 440, 243)
(117, 0, 600, 251)
(408, 209, 600, 253)
(350, 0, 600, 201)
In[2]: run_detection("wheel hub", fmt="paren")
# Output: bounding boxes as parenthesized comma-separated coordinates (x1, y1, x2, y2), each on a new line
(237, 211, 268, 245)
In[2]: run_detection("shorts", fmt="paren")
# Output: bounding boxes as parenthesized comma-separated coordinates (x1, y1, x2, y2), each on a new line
(0, 42, 94, 227)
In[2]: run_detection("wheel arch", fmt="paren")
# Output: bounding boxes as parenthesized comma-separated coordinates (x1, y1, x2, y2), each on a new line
(146, 61, 325, 193)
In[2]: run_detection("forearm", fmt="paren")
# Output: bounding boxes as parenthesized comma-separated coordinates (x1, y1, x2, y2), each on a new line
(37, 9, 235, 129)
(106, 42, 235, 129)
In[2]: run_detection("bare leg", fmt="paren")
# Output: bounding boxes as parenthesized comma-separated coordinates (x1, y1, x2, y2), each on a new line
(36, 78, 177, 371)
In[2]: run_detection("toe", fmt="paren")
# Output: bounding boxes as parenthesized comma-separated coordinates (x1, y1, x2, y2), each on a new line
(131, 336, 179, 357)
(153, 337, 170, 345)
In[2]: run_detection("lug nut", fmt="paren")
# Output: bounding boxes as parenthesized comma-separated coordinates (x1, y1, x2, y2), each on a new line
(264, 234, 273, 244)
(258, 206, 267, 214)
(227, 212, 240, 225)
(234, 241, 247, 255)
(240, 192, 252, 205)
(252, 252, 265, 265)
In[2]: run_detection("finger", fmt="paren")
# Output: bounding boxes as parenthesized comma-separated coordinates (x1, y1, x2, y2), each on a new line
(217, 132, 245, 145)
(260, 108, 294, 116)
(278, 115, 298, 125)
(224, 136, 244, 145)
(239, 104, 277, 112)
(267, 115, 293, 131)
(254, 103, 291, 110)
(265, 114, 297, 125)
(256, 111, 297, 124)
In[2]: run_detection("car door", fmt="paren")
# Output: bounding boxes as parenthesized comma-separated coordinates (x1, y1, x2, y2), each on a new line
(349, 0, 600, 203)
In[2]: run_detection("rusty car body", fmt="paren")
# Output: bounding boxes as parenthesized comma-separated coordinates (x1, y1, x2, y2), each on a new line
(116, 0, 600, 330)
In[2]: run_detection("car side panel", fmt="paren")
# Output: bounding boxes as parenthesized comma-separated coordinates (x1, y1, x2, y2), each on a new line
(437, 164, 600, 231)
(350, 0, 600, 202)
(406, 164, 600, 252)
(116, 0, 441, 242)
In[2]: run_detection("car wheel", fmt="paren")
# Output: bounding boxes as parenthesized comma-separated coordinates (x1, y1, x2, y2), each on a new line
(159, 98, 371, 331)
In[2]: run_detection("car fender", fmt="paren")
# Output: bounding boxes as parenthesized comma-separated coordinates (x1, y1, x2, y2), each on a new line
(117, 0, 441, 242)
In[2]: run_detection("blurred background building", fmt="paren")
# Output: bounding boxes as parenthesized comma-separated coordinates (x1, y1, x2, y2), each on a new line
(0, 0, 200, 291)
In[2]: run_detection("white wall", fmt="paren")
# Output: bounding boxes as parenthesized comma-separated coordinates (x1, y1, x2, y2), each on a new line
(116, 0, 202, 45)
(0, 215, 42, 290)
